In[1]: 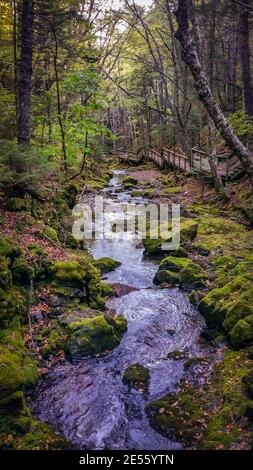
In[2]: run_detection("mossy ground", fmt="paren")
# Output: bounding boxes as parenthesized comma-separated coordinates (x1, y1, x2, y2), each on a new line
(0, 163, 125, 448)
(146, 349, 253, 449)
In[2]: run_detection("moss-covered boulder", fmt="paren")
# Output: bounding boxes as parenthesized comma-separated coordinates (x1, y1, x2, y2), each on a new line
(122, 175, 138, 189)
(143, 219, 198, 256)
(146, 385, 202, 445)
(199, 276, 253, 343)
(123, 364, 150, 392)
(192, 216, 247, 255)
(6, 198, 28, 212)
(243, 370, 253, 397)
(50, 261, 86, 287)
(66, 314, 127, 360)
(11, 256, 34, 285)
(0, 351, 24, 406)
(94, 257, 121, 273)
(154, 256, 207, 289)
(230, 315, 253, 348)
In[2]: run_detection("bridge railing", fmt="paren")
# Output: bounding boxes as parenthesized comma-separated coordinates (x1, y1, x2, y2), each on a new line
(118, 145, 244, 180)
(163, 148, 190, 172)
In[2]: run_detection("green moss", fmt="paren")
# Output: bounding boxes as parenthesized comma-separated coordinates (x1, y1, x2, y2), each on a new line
(122, 175, 138, 187)
(43, 226, 60, 245)
(143, 219, 198, 256)
(199, 275, 253, 341)
(101, 281, 115, 297)
(0, 351, 24, 402)
(16, 420, 70, 450)
(193, 216, 250, 255)
(123, 364, 150, 391)
(11, 256, 34, 285)
(158, 256, 191, 272)
(50, 260, 86, 286)
(230, 315, 253, 348)
(154, 256, 207, 289)
(154, 269, 180, 285)
(66, 314, 127, 360)
(146, 385, 202, 445)
(6, 198, 28, 212)
(163, 186, 182, 194)
(23, 355, 38, 390)
(94, 257, 121, 273)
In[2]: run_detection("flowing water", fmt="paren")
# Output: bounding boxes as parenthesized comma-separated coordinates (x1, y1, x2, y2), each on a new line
(32, 170, 210, 450)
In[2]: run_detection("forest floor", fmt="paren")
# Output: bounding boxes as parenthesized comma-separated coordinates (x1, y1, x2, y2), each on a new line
(1, 158, 253, 450)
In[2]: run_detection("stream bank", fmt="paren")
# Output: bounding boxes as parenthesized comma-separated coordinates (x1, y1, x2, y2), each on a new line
(1, 161, 253, 450)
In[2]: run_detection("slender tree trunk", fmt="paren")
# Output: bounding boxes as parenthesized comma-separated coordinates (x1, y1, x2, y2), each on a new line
(239, 0, 253, 116)
(207, 5, 227, 197)
(52, 28, 67, 173)
(17, 0, 34, 145)
(175, 0, 253, 181)
(13, 0, 19, 138)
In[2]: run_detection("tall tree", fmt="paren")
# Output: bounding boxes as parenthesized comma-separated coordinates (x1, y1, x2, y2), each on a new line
(175, 0, 253, 181)
(238, 0, 253, 116)
(17, 0, 34, 145)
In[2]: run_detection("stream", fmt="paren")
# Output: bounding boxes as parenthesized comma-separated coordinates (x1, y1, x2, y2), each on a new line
(32, 170, 210, 450)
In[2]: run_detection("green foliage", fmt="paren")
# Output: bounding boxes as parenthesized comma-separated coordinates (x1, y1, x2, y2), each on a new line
(228, 111, 253, 137)
(0, 141, 55, 198)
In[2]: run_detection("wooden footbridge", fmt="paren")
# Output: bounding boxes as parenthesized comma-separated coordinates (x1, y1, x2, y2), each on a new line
(119, 146, 244, 180)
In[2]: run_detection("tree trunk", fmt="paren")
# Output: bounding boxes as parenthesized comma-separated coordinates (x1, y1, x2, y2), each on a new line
(239, 0, 253, 116)
(17, 0, 34, 145)
(175, 0, 253, 181)
(208, 119, 228, 198)
(52, 28, 67, 173)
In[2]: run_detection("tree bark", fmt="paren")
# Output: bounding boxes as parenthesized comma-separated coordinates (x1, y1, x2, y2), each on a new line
(239, 0, 253, 116)
(17, 0, 34, 145)
(175, 0, 253, 181)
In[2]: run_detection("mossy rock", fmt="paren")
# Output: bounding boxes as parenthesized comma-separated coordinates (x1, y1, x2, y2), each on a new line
(243, 370, 253, 398)
(0, 237, 12, 258)
(65, 232, 82, 249)
(66, 314, 127, 360)
(230, 315, 253, 348)
(199, 277, 253, 335)
(179, 264, 207, 289)
(27, 244, 52, 280)
(143, 219, 198, 256)
(0, 351, 24, 402)
(122, 175, 138, 189)
(23, 356, 39, 390)
(11, 256, 34, 285)
(40, 326, 67, 359)
(15, 420, 70, 450)
(6, 198, 28, 212)
(94, 257, 121, 273)
(223, 301, 253, 332)
(43, 226, 60, 245)
(193, 216, 248, 254)
(153, 269, 180, 286)
(146, 386, 202, 445)
(154, 256, 206, 289)
(167, 350, 187, 360)
(131, 190, 142, 197)
(158, 256, 191, 273)
(50, 261, 86, 287)
(123, 364, 150, 392)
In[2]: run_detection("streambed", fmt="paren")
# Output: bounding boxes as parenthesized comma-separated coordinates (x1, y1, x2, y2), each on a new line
(32, 170, 210, 450)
